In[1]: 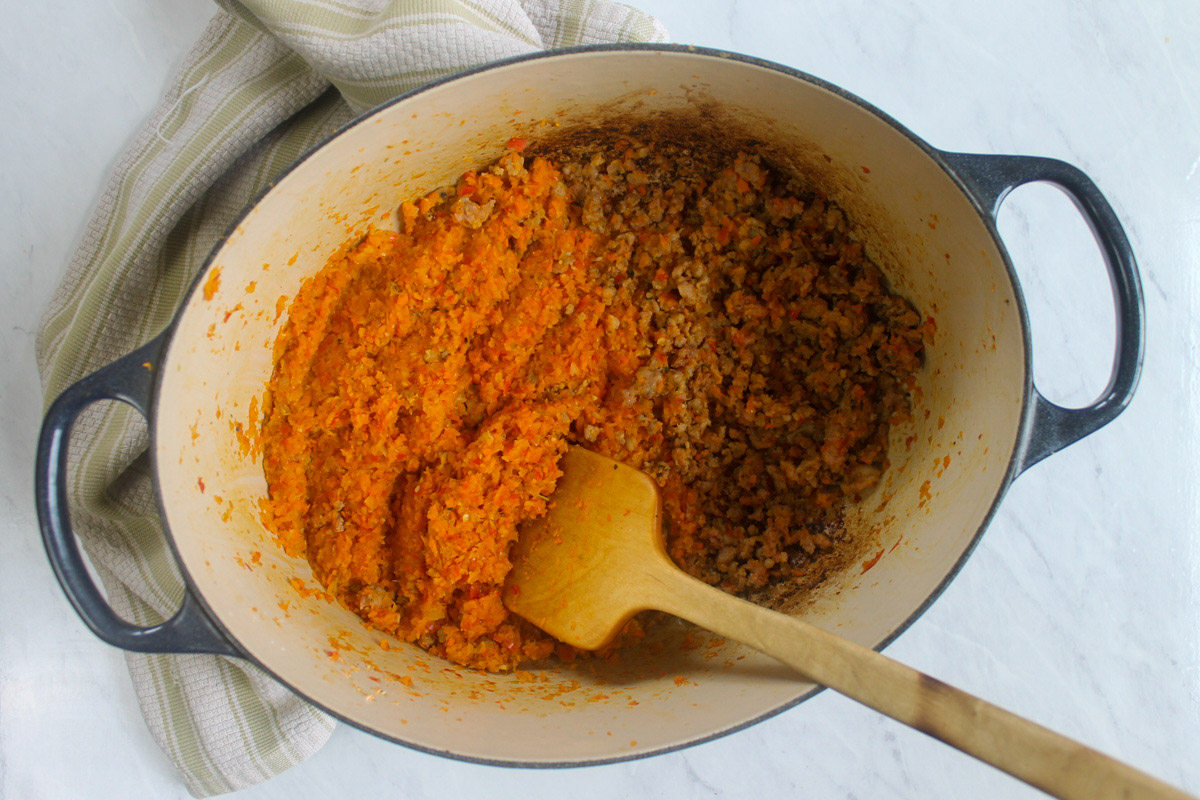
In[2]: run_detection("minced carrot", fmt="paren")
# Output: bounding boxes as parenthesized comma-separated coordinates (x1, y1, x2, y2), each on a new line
(203, 267, 221, 301)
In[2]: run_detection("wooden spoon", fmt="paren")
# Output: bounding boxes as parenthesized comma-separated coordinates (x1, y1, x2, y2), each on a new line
(504, 446, 1190, 800)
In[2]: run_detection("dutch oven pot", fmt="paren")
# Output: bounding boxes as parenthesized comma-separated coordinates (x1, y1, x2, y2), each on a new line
(36, 45, 1142, 765)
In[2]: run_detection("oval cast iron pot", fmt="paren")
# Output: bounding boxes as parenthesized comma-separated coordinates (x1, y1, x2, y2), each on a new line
(36, 45, 1143, 766)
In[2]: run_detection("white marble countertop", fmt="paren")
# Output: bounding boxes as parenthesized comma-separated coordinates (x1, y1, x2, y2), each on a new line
(2, 1, 1198, 797)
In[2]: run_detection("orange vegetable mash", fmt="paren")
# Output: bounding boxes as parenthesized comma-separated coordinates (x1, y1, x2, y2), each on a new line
(261, 138, 924, 671)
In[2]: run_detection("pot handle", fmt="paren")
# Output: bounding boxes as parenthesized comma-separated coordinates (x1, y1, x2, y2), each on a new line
(940, 152, 1145, 473)
(35, 334, 242, 658)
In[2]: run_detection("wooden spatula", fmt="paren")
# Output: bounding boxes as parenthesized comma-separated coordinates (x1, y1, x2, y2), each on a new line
(503, 446, 1190, 800)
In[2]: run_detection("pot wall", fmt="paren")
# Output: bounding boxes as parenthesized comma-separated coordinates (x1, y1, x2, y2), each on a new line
(153, 49, 1024, 763)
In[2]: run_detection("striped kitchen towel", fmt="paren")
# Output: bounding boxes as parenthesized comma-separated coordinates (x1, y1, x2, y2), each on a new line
(34, 1, 668, 795)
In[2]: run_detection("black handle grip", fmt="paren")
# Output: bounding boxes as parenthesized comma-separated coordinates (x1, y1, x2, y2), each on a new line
(940, 152, 1145, 473)
(35, 335, 241, 658)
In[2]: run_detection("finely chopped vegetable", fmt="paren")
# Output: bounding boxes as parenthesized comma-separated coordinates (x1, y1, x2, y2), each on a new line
(260, 137, 925, 672)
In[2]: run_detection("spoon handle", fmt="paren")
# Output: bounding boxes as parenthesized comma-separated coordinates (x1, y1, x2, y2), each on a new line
(647, 565, 1191, 800)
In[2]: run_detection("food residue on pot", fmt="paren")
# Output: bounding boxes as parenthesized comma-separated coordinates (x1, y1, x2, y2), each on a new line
(256, 133, 926, 672)
(203, 266, 221, 301)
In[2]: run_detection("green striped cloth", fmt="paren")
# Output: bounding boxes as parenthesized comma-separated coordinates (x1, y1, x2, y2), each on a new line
(35, 2, 668, 795)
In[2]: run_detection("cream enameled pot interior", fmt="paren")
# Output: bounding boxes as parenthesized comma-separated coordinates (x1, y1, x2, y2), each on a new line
(154, 49, 1024, 763)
